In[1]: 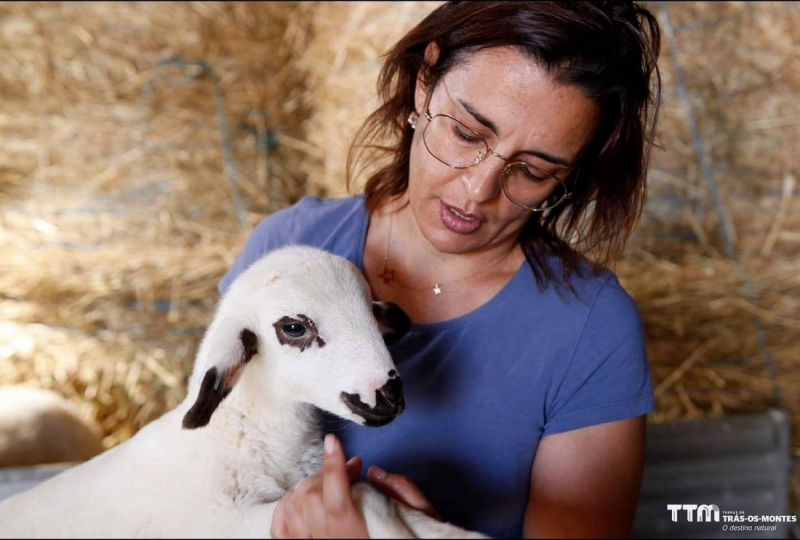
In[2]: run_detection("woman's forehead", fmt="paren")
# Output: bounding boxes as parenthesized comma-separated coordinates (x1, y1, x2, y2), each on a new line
(443, 48, 544, 104)
(440, 47, 600, 161)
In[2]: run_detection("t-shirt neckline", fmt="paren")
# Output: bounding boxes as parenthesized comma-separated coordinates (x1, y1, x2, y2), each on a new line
(353, 194, 528, 331)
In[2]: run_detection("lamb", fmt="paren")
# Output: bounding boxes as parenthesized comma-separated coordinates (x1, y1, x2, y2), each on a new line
(0, 245, 488, 539)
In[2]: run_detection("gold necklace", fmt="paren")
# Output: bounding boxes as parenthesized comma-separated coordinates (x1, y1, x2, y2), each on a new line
(378, 211, 504, 295)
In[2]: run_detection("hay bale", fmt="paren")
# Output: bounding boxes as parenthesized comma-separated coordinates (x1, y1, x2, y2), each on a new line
(636, 1, 800, 259)
(0, 1, 315, 447)
(616, 252, 800, 420)
(292, 2, 444, 198)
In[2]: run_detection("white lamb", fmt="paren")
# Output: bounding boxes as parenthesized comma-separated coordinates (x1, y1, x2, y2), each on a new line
(0, 245, 487, 539)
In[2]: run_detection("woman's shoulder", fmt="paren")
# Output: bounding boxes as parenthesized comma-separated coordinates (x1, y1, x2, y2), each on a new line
(531, 249, 628, 308)
(567, 263, 641, 331)
(217, 194, 366, 294)
(253, 194, 366, 244)
(502, 253, 642, 345)
(547, 256, 643, 346)
(293, 193, 365, 212)
(274, 194, 364, 227)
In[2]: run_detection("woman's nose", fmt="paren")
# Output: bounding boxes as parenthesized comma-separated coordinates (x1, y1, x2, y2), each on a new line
(460, 160, 503, 203)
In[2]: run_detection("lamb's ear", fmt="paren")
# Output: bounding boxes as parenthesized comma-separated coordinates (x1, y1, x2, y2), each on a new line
(182, 328, 259, 430)
(372, 301, 411, 345)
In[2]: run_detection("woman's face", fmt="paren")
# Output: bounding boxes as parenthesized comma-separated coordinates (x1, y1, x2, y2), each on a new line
(407, 45, 600, 256)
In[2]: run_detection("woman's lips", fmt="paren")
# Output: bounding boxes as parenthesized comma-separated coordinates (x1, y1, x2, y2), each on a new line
(439, 200, 483, 235)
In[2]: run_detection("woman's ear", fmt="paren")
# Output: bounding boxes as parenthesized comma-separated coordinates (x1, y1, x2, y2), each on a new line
(414, 41, 441, 113)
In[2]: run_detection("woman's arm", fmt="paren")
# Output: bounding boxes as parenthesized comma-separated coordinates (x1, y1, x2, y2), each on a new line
(523, 416, 647, 539)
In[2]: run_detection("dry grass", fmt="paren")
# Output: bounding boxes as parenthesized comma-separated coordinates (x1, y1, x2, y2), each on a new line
(0, 1, 317, 446)
(291, 2, 444, 197)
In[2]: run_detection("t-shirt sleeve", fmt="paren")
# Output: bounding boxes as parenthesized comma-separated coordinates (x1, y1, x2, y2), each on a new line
(217, 196, 315, 295)
(542, 276, 655, 436)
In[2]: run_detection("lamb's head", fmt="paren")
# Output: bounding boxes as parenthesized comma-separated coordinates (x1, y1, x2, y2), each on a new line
(182, 245, 411, 430)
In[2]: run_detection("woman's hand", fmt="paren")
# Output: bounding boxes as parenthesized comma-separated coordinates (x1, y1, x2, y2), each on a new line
(367, 465, 441, 521)
(271, 433, 369, 539)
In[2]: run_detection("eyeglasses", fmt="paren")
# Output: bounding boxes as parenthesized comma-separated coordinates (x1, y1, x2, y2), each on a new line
(409, 88, 574, 212)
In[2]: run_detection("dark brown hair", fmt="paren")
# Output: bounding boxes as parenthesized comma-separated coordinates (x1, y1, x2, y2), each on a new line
(346, 1, 661, 292)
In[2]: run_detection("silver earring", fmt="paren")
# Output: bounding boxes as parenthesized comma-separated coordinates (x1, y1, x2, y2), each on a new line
(408, 111, 419, 130)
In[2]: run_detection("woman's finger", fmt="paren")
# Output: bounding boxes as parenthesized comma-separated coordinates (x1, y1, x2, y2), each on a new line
(272, 469, 323, 538)
(270, 495, 286, 538)
(321, 433, 352, 513)
(284, 496, 311, 538)
(271, 490, 297, 538)
(346, 455, 363, 483)
(367, 466, 441, 521)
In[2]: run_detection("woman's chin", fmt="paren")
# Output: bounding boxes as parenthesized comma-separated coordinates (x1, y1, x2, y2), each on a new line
(420, 225, 483, 254)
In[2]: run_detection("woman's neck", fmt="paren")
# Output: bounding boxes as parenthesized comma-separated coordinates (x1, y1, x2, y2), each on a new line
(380, 196, 524, 288)
(364, 195, 526, 324)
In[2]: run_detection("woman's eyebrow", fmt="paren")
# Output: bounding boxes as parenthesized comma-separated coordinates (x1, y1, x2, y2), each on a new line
(458, 98, 573, 168)
(458, 98, 500, 136)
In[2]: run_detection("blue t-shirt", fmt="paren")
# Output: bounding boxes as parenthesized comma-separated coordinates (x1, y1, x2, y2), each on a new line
(218, 195, 655, 538)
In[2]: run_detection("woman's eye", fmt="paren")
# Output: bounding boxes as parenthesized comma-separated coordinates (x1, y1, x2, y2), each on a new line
(282, 323, 306, 337)
(454, 125, 481, 143)
(521, 165, 549, 183)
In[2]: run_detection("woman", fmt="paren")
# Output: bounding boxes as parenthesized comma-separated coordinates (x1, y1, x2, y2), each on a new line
(218, 1, 661, 537)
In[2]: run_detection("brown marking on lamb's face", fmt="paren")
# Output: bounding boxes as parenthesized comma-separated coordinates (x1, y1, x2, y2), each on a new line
(182, 367, 230, 429)
(182, 328, 260, 429)
(273, 314, 324, 351)
(240, 328, 258, 363)
(296, 314, 326, 348)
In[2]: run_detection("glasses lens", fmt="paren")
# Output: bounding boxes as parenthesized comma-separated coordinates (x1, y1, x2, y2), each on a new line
(423, 116, 489, 168)
(502, 163, 567, 211)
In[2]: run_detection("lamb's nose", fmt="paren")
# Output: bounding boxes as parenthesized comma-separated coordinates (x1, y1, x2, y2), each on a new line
(377, 376, 404, 407)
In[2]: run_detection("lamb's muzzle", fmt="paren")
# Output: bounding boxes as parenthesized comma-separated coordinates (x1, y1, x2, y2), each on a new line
(378, 374, 404, 408)
(342, 375, 405, 427)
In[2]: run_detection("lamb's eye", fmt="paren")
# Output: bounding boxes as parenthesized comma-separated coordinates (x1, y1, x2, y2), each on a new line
(282, 323, 306, 338)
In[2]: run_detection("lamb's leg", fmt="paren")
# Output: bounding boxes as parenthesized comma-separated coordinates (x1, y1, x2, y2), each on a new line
(352, 483, 491, 539)
(393, 504, 491, 539)
(351, 483, 416, 539)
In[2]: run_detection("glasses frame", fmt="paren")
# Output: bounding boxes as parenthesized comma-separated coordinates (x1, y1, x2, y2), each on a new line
(415, 88, 574, 212)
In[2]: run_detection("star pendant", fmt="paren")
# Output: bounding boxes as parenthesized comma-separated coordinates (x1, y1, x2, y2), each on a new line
(433, 284, 442, 295)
